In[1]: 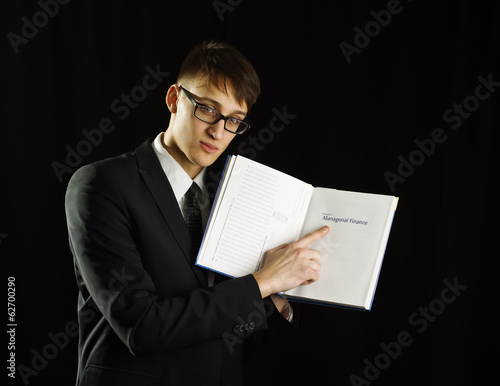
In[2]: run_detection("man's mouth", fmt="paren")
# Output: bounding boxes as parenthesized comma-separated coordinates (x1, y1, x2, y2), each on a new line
(200, 141, 219, 153)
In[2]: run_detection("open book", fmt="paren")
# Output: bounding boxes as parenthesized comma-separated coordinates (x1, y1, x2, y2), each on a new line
(196, 156, 398, 310)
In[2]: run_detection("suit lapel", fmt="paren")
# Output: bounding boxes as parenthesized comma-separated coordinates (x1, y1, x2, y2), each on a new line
(134, 139, 208, 288)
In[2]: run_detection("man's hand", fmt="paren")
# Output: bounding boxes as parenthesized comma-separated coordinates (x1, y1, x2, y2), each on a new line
(252, 226, 330, 298)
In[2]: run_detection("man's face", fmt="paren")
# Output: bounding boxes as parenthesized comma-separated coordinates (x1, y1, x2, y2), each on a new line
(163, 78, 248, 178)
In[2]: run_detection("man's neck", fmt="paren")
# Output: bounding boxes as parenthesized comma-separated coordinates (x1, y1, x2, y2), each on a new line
(161, 132, 203, 179)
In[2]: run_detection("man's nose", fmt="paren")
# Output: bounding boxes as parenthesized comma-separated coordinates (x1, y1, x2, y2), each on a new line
(208, 120, 226, 140)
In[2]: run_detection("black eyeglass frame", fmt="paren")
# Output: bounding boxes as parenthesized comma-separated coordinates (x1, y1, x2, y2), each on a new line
(179, 85, 251, 134)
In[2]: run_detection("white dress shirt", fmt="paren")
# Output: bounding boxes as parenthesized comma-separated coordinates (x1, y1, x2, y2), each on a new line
(152, 132, 210, 226)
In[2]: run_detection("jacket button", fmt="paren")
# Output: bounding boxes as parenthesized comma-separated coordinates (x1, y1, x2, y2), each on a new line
(233, 325, 240, 333)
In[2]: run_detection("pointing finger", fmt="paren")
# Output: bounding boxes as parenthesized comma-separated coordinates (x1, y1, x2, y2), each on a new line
(294, 226, 330, 249)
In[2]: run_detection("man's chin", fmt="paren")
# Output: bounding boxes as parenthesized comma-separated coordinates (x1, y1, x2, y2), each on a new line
(193, 152, 222, 169)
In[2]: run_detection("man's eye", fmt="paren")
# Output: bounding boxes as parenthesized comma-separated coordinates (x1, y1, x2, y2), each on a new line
(228, 117, 240, 124)
(201, 106, 216, 114)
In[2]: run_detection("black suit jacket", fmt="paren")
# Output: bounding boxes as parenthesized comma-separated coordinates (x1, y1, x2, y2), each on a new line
(65, 138, 295, 386)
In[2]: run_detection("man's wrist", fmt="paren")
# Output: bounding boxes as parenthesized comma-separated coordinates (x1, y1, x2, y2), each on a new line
(252, 271, 274, 298)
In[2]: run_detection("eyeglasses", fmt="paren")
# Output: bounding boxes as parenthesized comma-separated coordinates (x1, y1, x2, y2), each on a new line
(179, 85, 250, 134)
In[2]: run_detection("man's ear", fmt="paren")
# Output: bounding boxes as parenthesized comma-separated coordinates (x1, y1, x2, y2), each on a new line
(165, 84, 180, 113)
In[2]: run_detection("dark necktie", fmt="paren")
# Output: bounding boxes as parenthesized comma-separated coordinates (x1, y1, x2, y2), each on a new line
(184, 182, 203, 249)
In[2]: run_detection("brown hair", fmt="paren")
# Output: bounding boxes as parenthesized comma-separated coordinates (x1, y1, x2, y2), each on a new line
(177, 40, 261, 111)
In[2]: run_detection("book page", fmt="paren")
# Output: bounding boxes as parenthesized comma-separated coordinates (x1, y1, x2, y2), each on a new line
(197, 156, 313, 278)
(284, 188, 397, 309)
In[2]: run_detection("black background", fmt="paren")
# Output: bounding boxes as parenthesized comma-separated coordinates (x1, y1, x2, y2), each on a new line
(3, 0, 498, 385)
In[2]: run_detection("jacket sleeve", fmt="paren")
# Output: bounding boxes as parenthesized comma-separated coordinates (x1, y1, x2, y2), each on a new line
(65, 162, 270, 357)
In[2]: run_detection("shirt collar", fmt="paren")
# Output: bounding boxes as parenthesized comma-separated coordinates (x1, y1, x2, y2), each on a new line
(152, 132, 207, 203)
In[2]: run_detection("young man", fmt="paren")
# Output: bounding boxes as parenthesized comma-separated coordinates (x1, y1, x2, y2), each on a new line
(65, 40, 329, 386)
